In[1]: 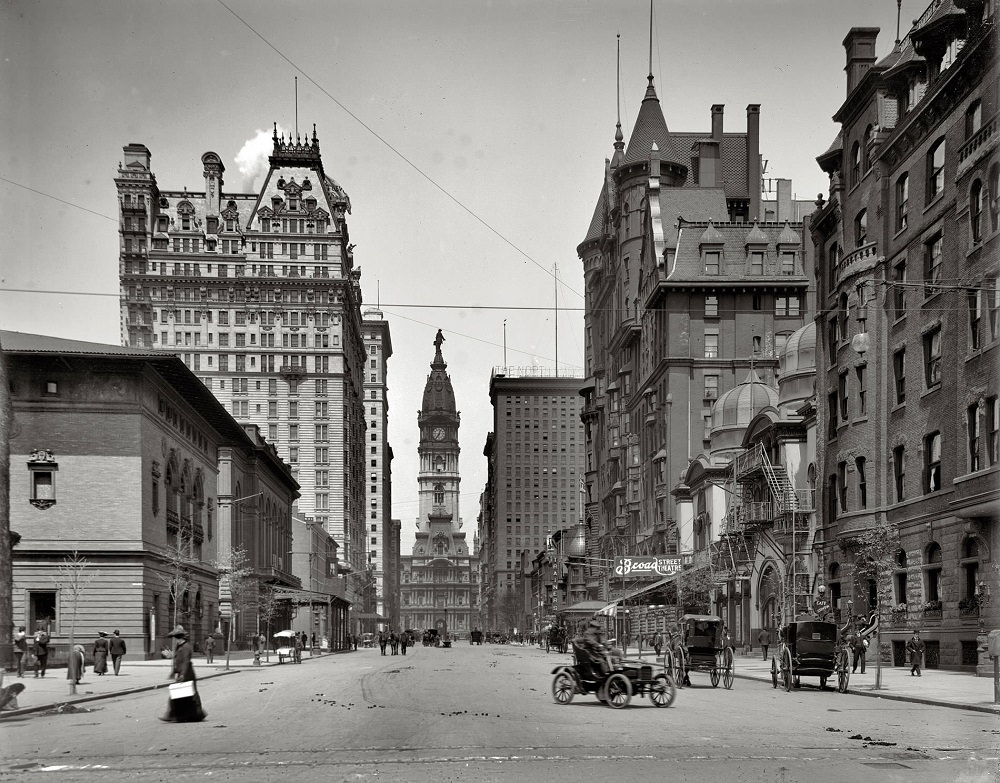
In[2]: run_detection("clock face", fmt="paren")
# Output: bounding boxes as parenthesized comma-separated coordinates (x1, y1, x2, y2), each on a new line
(432, 427, 446, 441)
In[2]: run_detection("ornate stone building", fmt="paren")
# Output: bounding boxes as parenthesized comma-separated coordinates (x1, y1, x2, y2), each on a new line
(399, 333, 479, 637)
(115, 126, 374, 622)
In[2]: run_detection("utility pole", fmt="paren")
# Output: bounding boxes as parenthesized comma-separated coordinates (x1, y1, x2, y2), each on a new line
(0, 336, 13, 672)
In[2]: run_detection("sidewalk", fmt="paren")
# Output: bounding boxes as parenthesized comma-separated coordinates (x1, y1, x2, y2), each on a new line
(623, 647, 1000, 714)
(0, 648, 346, 719)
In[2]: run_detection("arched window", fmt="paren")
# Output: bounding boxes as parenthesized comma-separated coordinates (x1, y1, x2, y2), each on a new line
(862, 124, 874, 173)
(970, 179, 983, 244)
(924, 542, 942, 603)
(927, 138, 946, 200)
(989, 164, 999, 234)
(896, 173, 909, 231)
(828, 242, 840, 290)
(851, 141, 861, 187)
(433, 483, 445, 505)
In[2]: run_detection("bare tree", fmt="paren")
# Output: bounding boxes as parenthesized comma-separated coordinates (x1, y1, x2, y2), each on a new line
(56, 552, 95, 695)
(257, 584, 281, 663)
(214, 545, 254, 670)
(159, 541, 196, 635)
(854, 516, 900, 690)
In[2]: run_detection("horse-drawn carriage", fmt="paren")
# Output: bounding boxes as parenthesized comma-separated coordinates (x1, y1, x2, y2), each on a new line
(551, 641, 677, 710)
(546, 626, 567, 654)
(771, 619, 851, 692)
(668, 614, 734, 689)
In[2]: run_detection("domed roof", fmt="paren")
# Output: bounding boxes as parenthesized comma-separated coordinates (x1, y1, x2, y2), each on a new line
(699, 222, 724, 245)
(712, 370, 778, 430)
(779, 322, 816, 376)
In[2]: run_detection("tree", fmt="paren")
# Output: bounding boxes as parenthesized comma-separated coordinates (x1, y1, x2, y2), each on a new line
(56, 552, 95, 695)
(496, 589, 522, 634)
(853, 516, 900, 690)
(159, 541, 196, 635)
(214, 545, 254, 670)
(257, 585, 281, 662)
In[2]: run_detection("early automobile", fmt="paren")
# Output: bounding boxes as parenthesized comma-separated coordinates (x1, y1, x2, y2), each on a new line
(551, 641, 677, 709)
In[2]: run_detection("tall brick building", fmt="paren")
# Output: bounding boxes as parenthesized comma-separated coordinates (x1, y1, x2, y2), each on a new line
(810, 0, 997, 670)
(115, 127, 377, 621)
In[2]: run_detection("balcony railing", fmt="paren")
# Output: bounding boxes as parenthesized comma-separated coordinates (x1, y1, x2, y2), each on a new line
(957, 113, 997, 176)
(834, 241, 879, 286)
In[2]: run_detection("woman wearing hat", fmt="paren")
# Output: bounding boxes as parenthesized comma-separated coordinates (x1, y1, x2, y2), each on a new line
(160, 626, 206, 722)
(93, 631, 109, 676)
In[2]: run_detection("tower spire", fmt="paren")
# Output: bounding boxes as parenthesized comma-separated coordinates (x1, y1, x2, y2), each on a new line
(615, 34, 624, 147)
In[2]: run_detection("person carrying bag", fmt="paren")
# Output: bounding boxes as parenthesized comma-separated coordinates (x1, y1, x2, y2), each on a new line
(160, 626, 206, 722)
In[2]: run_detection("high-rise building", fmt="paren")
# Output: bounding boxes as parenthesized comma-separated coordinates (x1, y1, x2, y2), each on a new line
(362, 307, 394, 627)
(577, 74, 815, 602)
(480, 370, 586, 631)
(810, 2, 997, 671)
(115, 126, 370, 618)
(400, 332, 479, 637)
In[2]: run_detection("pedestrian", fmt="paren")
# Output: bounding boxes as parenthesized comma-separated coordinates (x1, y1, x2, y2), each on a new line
(93, 631, 110, 675)
(758, 628, 771, 661)
(109, 629, 127, 675)
(352, 633, 358, 651)
(379, 631, 387, 656)
(160, 625, 206, 722)
(204, 634, 215, 664)
(67, 643, 85, 684)
(906, 631, 925, 677)
(653, 633, 663, 658)
(13, 627, 27, 677)
(851, 631, 867, 674)
(294, 632, 303, 664)
(400, 632, 408, 656)
(33, 627, 50, 678)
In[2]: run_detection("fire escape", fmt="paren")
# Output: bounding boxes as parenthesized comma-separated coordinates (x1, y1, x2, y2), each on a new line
(723, 443, 815, 610)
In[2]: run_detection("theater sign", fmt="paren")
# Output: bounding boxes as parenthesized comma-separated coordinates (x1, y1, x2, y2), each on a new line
(613, 555, 687, 579)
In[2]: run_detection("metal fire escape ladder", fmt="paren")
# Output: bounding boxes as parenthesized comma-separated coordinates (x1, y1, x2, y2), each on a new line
(758, 446, 796, 515)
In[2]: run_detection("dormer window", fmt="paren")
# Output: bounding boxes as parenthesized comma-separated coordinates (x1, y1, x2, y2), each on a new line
(749, 251, 764, 275)
(704, 251, 720, 275)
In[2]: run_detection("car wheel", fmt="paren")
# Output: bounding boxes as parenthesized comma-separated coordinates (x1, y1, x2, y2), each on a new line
(604, 673, 632, 709)
(650, 674, 676, 708)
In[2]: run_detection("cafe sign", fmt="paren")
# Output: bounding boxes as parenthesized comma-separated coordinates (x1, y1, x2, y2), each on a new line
(614, 556, 684, 578)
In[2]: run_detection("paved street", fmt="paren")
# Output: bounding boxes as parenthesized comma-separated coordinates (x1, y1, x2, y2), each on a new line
(1, 645, 996, 782)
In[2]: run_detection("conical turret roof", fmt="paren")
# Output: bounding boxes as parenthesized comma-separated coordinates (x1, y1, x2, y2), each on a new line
(623, 76, 681, 167)
(421, 330, 457, 415)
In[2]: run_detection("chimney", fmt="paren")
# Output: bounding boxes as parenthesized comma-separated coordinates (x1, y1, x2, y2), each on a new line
(776, 179, 792, 222)
(711, 104, 724, 141)
(843, 27, 880, 95)
(123, 143, 151, 170)
(747, 104, 761, 221)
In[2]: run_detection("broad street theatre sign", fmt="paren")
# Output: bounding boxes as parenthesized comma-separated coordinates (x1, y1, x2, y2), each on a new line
(613, 555, 686, 579)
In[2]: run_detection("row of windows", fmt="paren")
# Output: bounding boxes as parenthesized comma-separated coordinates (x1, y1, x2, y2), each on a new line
(700, 250, 798, 276)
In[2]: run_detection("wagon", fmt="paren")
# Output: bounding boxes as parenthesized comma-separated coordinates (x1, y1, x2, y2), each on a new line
(770, 620, 850, 692)
(676, 614, 734, 689)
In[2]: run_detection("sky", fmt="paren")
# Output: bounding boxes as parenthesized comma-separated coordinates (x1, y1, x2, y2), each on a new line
(1, 0, 903, 554)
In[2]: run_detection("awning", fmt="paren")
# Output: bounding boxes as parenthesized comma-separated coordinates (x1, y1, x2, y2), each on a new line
(353, 612, 387, 621)
(560, 600, 608, 615)
(613, 575, 677, 605)
(595, 602, 618, 618)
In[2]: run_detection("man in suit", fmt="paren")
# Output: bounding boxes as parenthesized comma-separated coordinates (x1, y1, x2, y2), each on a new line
(108, 629, 127, 675)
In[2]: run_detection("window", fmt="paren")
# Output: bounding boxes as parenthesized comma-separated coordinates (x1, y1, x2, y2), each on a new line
(893, 258, 906, 317)
(856, 456, 867, 508)
(970, 289, 983, 350)
(970, 179, 983, 244)
(780, 252, 795, 275)
(29, 591, 57, 635)
(924, 542, 942, 602)
(990, 164, 1000, 234)
(27, 450, 58, 509)
(927, 139, 945, 200)
(850, 141, 861, 187)
(838, 461, 848, 511)
(705, 296, 718, 317)
(856, 364, 867, 415)
(990, 397, 1000, 466)
(893, 347, 906, 404)
(704, 328, 719, 358)
(968, 403, 981, 473)
(704, 251, 720, 275)
(991, 277, 1000, 341)
(855, 209, 867, 247)
(893, 445, 906, 502)
(828, 243, 840, 289)
(704, 374, 719, 400)
(965, 99, 982, 138)
(828, 474, 838, 523)
(839, 372, 849, 420)
(775, 296, 800, 317)
(895, 549, 908, 605)
(924, 431, 942, 493)
(750, 251, 764, 275)
(827, 392, 839, 437)
(923, 327, 942, 387)
(896, 173, 909, 231)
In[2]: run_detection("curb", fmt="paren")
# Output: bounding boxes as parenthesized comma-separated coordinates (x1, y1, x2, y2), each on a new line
(730, 671, 1000, 715)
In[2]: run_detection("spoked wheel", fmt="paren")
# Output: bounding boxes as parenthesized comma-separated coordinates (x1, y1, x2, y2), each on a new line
(604, 673, 632, 709)
(551, 671, 575, 705)
(649, 674, 676, 708)
(673, 651, 686, 688)
(770, 657, 778, 688)
(722, 648, 734, 690)
(782, 650, 793, 692)
(838, 666, 850, 693)
(710, 666, 720, 687)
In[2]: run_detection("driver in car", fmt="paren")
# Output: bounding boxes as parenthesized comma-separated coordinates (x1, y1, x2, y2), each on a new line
(576, 619, 613, 678)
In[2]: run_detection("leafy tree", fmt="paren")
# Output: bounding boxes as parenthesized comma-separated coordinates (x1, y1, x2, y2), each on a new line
(853, 516, 900, 689)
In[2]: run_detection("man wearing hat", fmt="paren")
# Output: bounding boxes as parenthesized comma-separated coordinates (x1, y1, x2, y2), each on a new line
(108, 629, 127, 676)
(906, 630, 925, 677)
(160, 626, 206, 722)
(576, 619, 612, 679)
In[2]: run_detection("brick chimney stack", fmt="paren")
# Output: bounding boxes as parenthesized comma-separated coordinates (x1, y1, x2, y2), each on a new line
(747, 104, 761, 221)
(843, 27, 880, 95)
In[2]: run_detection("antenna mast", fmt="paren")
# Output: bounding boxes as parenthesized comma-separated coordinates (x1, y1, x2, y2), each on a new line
(503, 320, 508, 370)
(648, 0, 654, 78)
(294, 76, 299, 138)
(554, 263, 559, 377)
(895, 0, 903, 44)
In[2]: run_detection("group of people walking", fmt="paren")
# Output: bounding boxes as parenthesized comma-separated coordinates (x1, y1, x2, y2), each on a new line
(12, 627, 126, 680)
(378, 630, 409, 655)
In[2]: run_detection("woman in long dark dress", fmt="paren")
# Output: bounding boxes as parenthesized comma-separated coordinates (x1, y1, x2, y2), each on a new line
(93, 631, 109, 675)
(160, 625, 206, 722)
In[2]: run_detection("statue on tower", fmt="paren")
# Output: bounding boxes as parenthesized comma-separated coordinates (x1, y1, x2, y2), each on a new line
(434, 329, 445, 350)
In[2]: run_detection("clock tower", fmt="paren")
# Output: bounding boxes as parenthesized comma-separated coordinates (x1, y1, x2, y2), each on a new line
(416, 329, 461, 524)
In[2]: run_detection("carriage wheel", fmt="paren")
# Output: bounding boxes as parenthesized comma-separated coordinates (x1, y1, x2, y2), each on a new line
(782, 650, 793, 692)
(838, 667, 850, 693)
(710, 666, 720, 687)
(650, 674, 676, 708)
(673, 652, 686, 688)
(604, 673, 632, 709)
(722, 648, 734, 690)
(551, 671, 575, 705)
(770, 657, 778, 689)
